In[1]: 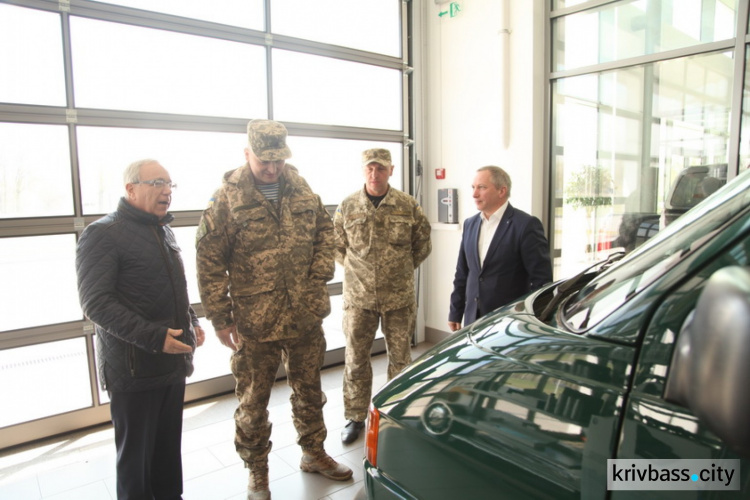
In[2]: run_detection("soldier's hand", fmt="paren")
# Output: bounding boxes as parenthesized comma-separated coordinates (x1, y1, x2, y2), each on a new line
(216, 325, 239, 351)
(194, 325, 206, 347)
(448, 321, 462, 332)
(163, 328, 193, 354)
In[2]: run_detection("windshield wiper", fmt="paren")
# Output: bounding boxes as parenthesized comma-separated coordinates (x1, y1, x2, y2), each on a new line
(538, 251, 626, 322)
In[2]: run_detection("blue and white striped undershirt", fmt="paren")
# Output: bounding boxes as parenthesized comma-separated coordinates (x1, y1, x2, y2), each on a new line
(257, 182, 279, 202)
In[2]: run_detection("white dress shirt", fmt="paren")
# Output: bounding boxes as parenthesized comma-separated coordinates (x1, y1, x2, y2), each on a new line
(478, 201, 508, 267)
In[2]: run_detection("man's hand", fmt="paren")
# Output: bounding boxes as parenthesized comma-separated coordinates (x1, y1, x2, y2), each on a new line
(194, 325, 206, 347)
(448, 321, 462, 332)
(162, 328, 193, 354)
(216, 325, 239, 351)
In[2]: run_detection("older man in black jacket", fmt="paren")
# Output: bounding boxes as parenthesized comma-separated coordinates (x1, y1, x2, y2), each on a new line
(76, 159, 205, 500)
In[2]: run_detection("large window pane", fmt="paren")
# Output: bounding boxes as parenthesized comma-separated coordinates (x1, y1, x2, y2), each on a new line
(178, 318, 359, 385)
(284, 137, 403, 206)
(0, 123, 73, 219)
(90, 0, 264, 30)
(93, 321, 235, 398)
(96, 323, 234, 393)
(552, 51, 732, 277)
(77, 127, 246, 215)
(324, 294, 345, 351)
(188, 323, 232, 384)
(0, 4, 66, 106)
(273, 49, 402, 130)
(1, 0, 408, 442)
(70, 17, 267, 118)
(78, 128, 405, 214)
(271, 0, 401, 57)
(0, 338, 93, 427)
(739, 45, 750, 172)
(0, 235, 80, 332)
(553, 0, 737, 72)
(172, 226, 200, 305)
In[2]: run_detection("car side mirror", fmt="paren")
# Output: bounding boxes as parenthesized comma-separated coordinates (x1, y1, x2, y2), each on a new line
(664, 266, 750, 457)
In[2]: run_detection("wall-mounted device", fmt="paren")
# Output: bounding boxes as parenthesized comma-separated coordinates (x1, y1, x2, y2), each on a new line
(438, 188, 458, 224)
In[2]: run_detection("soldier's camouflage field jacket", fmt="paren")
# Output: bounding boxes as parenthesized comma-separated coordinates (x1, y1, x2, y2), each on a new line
(334, 186, 431, 312)
(196, 164, 334, 342)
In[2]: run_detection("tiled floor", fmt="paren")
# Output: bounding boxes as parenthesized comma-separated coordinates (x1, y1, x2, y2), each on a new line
(0, 342, 434, 500)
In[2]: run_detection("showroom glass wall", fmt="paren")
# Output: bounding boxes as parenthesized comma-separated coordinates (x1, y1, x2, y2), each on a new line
(0, 0, 412, 447)
(549, 0, 749, 278)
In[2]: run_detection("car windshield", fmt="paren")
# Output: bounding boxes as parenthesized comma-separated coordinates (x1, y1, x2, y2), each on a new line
(561, 169, 750, 332)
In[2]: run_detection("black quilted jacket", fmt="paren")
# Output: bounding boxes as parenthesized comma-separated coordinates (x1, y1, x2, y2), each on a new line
(76, 198, 198, 392)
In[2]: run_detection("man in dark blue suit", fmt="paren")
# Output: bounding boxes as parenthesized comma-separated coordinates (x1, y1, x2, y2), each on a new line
(448, 166, 552, 331)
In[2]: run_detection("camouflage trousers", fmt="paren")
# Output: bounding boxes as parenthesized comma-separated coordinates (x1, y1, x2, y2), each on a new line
(230, 325, 327, 467)
(342, 304, 415, 422)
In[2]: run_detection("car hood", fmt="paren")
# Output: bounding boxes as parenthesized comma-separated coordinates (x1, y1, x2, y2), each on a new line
(371, 308, 635, 498)
(375, 309, 632, 416)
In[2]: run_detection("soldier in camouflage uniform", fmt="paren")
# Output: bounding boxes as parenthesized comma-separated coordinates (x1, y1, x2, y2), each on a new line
(334, 148, 432, 444)
(196, 119, 352, 500)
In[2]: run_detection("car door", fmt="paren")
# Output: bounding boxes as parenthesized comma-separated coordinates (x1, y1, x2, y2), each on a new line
(613, 220, 750, 499)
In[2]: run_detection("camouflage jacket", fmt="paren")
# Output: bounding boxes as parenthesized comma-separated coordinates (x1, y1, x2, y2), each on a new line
(196, 164, 334, 342)
(334, 186, 431, 311)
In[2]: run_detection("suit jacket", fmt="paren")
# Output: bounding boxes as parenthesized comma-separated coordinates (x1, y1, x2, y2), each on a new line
(449, 203, 552, 326)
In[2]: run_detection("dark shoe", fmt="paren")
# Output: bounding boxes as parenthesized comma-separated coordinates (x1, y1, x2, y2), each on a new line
(340, 420, 365, 444)
(300, 450, 353, 481)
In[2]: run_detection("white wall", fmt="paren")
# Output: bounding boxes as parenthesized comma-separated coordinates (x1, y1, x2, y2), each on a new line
(416, 0, 547, 341)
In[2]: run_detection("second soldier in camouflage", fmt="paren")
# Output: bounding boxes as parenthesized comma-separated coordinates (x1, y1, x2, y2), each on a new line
(334, 148, 432, 444)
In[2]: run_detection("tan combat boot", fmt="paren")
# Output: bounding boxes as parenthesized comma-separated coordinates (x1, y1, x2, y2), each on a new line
(247, 462, 270, 500)
(299, 449, 353, 481)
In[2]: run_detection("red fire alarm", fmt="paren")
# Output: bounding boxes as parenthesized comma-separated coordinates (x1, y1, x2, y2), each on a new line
(435, 168, 446, 179)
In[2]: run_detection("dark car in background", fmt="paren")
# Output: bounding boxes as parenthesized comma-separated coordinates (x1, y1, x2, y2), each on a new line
(661, 163, 726, 227)
(595, 211, 660, 255)
(363, 168, 750, 499)
(596, 164, 727, 258)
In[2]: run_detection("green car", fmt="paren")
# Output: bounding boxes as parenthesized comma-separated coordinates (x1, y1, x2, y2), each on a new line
(364, 168, 750, 499)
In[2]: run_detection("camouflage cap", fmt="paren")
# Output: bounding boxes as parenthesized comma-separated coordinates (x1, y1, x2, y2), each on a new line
(362, 148, 392, 168)
(247, 119, 292, 161)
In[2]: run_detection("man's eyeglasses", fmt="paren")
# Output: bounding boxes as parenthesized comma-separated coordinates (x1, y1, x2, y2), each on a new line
(133, 179, 177, 189)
